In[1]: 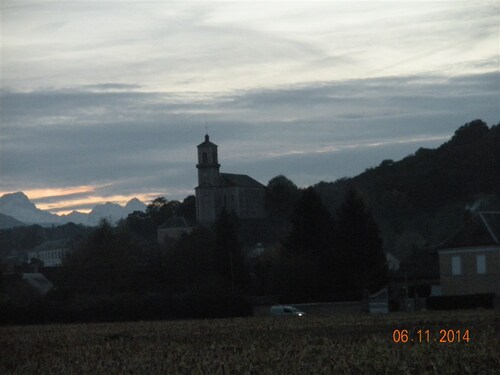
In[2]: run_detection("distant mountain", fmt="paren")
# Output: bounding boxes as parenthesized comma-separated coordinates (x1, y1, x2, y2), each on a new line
(87, 202, 127, 226)
(0, 192, 147, 226)
(0, 192, 60, 225)
(60, 198, 147, 226)
(125, 197, 147, 213)
(82, 199, 146, 226)
(59, 210, 88, 225)
(0, 212, 25, 229)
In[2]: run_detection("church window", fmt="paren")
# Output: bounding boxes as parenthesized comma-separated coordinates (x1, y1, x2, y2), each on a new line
(213, 152, 217, 163)
(202, 152, 208, 164)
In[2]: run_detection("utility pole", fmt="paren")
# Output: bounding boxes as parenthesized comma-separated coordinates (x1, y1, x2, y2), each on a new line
(229, 250, 235, 294)
(413, 245, 418, 311)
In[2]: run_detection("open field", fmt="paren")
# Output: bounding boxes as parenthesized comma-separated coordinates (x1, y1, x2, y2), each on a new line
(1, 310, 499, 374)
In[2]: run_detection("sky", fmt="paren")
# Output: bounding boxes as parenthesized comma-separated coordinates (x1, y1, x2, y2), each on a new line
(1, 0, 499, 214)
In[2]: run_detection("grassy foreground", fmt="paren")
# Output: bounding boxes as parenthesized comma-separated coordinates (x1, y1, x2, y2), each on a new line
(1, 310, 499, 374)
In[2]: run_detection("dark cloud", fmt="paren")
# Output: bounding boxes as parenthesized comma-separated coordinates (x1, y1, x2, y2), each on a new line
(0, 89, 201, 125)
(1, 71, 499, 204)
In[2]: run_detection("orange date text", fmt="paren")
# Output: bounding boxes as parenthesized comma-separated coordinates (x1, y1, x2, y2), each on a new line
(392, 329, 470, 343)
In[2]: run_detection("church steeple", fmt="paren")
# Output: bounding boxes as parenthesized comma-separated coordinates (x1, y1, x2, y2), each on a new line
(196, 134, 220, 186)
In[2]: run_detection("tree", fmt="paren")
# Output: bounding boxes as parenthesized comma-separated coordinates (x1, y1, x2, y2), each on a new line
(124, 210, 152, 239)
(281, 187, 336, 299)
(165, 227, 216, 290)
(146, 197, 180, 228)
(265, 175, 300, 219)
(448, 119, 489, 147)
(213, 208, 246, 292)
(177, 195, 197, 222)
(61, 220, 145, 295)
(334, 188, 388, 299)
(285, 187, 334, 257)
(124, 196, 182, 239)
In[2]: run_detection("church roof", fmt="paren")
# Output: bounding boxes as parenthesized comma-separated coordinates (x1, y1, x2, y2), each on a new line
(436, 212, 500, 250)
(197, 134, 218, 148)
(220, 173, 265, 188)
(158, 216, 197, 229)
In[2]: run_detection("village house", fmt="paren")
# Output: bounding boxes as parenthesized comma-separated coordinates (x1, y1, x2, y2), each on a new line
(437, 211, 500, 296)
(157, 216, 197, 245)
(27, 239, 71, 267)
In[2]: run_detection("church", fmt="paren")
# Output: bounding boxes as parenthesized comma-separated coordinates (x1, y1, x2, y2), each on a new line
(195, 134, 266, 224)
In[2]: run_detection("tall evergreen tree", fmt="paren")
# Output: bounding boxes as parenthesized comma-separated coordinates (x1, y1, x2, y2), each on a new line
(334, 188, 388, 299)
(281, 187, 336, 300)
(286, 187, 333, 259)
(213, 209, 246, 291)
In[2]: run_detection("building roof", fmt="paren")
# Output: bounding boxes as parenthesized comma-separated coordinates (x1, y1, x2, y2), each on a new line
(30, 239, 71, 252)
(197, 134, 218, 148)
(437, 212, 500, 250)
(220, 173, 265, 188)
(158, 216, 197, 229)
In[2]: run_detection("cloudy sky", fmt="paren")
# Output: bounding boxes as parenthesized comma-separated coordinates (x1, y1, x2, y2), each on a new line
(1, 0, 499, 214)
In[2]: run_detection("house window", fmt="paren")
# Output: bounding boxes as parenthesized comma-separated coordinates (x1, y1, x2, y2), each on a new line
(476, 255, 486, 274)
(451, 256, 461, 275)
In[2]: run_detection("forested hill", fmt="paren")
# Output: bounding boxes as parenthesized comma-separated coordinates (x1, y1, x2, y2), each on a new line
(314, 119, 500, 260)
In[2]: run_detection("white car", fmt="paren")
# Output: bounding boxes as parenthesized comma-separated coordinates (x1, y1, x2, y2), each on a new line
(270, 305, 305, 317)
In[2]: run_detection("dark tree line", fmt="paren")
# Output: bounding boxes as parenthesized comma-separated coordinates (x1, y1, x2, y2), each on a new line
(0, 223, 92, 261)
(2, 119, 496, 323)
(0, 185, 392, 323)
(0, 183, 386, 323)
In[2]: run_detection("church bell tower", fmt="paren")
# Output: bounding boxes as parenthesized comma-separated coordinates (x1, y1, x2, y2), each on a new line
(196, 134, 220, 186)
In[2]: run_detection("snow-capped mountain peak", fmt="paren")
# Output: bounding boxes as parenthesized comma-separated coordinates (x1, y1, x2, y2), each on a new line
(0, 192, 60, 224)
(0, 191, 36, 209)
(0, 192, 148, 226)
(125, 198, 147, 213)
